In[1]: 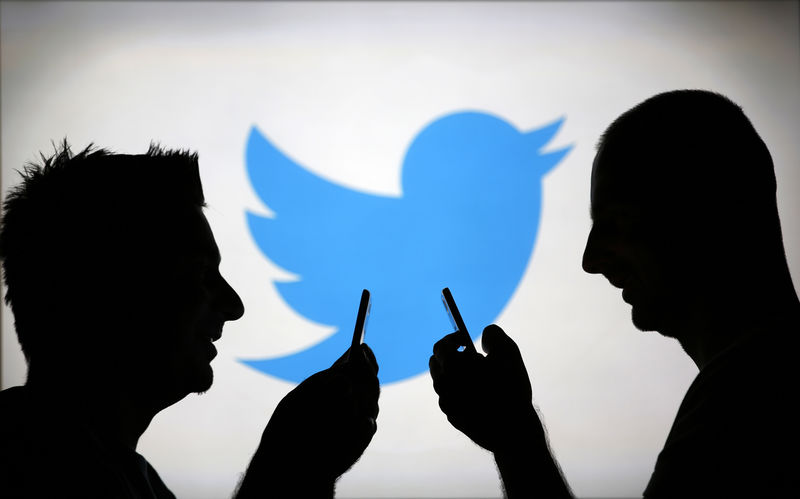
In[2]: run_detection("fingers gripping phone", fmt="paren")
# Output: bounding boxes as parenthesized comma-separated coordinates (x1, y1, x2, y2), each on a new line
(441, 287, 476, 353)
(350, 289, 371, 358)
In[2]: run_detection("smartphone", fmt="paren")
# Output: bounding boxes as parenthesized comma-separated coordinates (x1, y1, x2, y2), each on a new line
(351, 289, 371, 352)
(441, 287, 476, 353)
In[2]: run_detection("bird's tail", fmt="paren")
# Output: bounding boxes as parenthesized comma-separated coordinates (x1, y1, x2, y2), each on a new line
(525, 117, 572, 175)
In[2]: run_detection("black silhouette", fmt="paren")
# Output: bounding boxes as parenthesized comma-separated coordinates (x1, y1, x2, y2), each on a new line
(430, 325, 572, 498)
(430, 90, 799, 498)
(0, 143, 379, 498)
(235, 344, 379, 498)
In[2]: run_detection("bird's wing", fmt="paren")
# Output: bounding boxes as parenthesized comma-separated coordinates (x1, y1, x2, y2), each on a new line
(245, 125, 398, 328)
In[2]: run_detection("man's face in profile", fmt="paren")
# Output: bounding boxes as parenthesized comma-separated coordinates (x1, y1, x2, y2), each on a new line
(582, 148, 681, 336)
(135, 207, 245, 398)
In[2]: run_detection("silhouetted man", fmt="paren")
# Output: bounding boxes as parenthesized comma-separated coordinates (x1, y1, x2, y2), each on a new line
(430, 90, 799, 497)
(0, 144, 379, 498)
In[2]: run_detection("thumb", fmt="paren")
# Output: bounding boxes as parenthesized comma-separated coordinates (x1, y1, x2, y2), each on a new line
(332, 347, 351, 368)
(360, 343, 379, 376)
(481, 324, 519, 356)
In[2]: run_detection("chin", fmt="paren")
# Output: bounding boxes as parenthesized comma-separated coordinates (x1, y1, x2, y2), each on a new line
(188, 365, 214, 394)
(631, 303, 661, 333)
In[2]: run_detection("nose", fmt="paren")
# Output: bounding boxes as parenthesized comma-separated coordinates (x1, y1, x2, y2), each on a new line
(217, 273, 245, 321)
(582, 225, 603, 275)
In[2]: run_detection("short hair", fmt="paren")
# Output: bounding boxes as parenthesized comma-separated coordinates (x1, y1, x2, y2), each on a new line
(0, 140, 205, 364)
(595, 89, 786, 276)
(597, 90, 778, 230)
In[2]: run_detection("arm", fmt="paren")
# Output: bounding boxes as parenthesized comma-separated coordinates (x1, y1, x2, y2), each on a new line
(429, 324, 571, 499)
(492, 413, 571, 499)
(236, 344, 380, 498)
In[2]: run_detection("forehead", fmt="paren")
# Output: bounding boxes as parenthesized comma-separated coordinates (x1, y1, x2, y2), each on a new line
(589, 145, 644, 220)
(151, 206, 220, 262)
(182, 207, 219, 257)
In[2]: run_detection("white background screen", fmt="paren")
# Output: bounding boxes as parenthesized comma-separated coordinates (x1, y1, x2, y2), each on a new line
(2, 2, 799, 497)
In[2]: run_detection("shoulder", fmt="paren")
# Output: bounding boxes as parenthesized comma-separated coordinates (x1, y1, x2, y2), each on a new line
(0, 386, 37, 451)
(0, 386, 168, 498)
(0, 386, 54, 496)
(644, 330, 799, 497)
(139, 455, 177, 499)
(0, 384, 29, 410)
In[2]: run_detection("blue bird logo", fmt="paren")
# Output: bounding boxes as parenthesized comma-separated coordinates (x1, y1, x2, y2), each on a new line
(241, 111, 571, 384)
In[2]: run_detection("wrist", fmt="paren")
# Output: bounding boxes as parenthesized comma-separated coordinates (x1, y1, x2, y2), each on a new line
(492, 403, 545, 453)
(494, 443, 570, 499)
(492, 406, 571, 498)
(238, 444, 337, 498)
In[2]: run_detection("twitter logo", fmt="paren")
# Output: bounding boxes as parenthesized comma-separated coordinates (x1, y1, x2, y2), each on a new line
(242, 111, 571, 384)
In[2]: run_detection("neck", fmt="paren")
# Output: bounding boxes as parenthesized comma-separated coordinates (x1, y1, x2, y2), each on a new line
(25, 373, 161, 451)
(672, 278, 800, 370)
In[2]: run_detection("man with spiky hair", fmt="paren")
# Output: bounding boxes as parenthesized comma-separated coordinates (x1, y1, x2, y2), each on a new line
(430, 90, 799, 498)
(0, 142, 379, 498)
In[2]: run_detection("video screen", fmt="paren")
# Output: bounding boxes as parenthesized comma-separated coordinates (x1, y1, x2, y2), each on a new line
(2, 2, 798, 497)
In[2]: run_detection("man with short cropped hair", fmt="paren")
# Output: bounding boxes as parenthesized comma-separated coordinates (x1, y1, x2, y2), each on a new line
(430, 90, 799, 498)
(0, 143, 379, 498)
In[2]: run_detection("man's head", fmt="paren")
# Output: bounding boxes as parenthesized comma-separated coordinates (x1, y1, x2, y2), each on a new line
(0, 142, 244, 403)
(582, 90, 787, 337)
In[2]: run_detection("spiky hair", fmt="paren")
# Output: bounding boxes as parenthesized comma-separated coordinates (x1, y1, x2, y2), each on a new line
(0, 140, 204, 363)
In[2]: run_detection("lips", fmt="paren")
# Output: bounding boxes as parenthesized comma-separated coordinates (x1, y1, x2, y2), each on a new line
(207, 328, 221, 359)
(195, 332, 219, 360)
(198, 339, 218, 361)
(606, 275, 633, 303)
(606, 275, 626, 290)
(208, 324, 224, 342)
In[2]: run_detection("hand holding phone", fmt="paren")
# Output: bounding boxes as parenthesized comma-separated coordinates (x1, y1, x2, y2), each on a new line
(247, 287, 379, 494)
(441, 287, 476, 353)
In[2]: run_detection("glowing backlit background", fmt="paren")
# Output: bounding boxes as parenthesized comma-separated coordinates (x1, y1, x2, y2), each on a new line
(2, 2, 798, 497)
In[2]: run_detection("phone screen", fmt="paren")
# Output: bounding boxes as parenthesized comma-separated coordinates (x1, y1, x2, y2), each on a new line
(441, 287, 476, 353)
